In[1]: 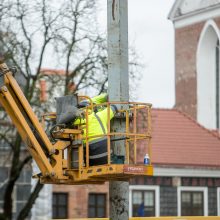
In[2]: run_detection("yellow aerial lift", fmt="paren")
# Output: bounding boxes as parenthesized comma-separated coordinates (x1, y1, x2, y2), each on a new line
(0, 61, 153, 185)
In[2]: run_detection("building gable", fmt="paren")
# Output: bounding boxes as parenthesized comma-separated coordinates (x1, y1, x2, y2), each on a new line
(169, 0, 220, 28)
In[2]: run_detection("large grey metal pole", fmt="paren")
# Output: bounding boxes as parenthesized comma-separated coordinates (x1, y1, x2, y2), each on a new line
(107, 0, 129, 219)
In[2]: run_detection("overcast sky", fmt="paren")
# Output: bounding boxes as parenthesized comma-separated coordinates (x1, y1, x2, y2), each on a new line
(97, 0, 175, 108)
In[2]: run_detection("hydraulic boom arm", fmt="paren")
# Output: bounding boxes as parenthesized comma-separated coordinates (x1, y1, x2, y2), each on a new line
(0, 62, 69, 180)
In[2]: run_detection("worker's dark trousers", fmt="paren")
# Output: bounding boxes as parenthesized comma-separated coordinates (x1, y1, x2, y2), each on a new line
(89, 139, 108, 166)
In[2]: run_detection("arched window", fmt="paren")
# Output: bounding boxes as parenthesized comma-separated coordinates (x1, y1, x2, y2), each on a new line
(216, 40, 220, 129)
(197, 20, 220, 129)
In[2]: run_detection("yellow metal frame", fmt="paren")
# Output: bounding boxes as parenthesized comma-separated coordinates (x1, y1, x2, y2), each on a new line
(0, 62, 153, 185)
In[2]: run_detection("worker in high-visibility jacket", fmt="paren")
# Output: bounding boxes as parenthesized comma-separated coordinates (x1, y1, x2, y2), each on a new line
(74, 93, 117, 166)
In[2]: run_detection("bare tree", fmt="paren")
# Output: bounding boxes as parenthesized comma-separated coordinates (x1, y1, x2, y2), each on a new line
(0, 0, 140, 219)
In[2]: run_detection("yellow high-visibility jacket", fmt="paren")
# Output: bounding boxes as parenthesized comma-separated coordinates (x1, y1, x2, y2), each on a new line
(74, 93, 117, 143)
(74, 107, 115, 143)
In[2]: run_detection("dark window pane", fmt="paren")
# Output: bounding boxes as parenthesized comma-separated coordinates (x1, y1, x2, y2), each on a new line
(58, 194, 67, 205)
(144, 191, 154, 206)
(133, 191, 142, 204)
(89, 207, 95, 217)
(88, 193, 106, 218)
(193, 192, 202, 205)
(132, 190, 155, 217)
(97, 195, 105, 206)
(52, 195, 56, 205)
(89, 194, 95, 205)
(97, 207, 104, 217)
(181, 191, 203, 216)
(52, 208, 56, 218)
(52, 193, 68, 219)
(58, 207, 66, 218)
(182, 192, 190, 203)
(145, 207, 155, 217)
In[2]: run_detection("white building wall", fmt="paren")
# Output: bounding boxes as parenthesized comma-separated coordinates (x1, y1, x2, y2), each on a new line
(197, 20, 219, 129)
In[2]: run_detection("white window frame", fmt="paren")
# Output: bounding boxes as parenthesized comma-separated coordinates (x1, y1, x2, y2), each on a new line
(129, 185, 160, 217)
(177, 186, 208, 216)
(217, 187, 220, 216)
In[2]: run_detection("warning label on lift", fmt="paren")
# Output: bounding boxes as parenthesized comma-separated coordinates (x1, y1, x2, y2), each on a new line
(123, 165, 147, 174)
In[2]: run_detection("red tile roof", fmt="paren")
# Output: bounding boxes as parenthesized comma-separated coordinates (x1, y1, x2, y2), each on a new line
(150, 109, 220, 168)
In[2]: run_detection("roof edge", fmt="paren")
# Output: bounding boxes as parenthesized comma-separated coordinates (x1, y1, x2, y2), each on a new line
(174, 108, 220, 140)
(168, 0, 182, 20)
(168, 1, 220, 22)
(154, 166, 220, 177)
(153, 162, 220, 169)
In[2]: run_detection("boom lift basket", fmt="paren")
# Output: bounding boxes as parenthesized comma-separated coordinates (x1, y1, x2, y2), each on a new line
(0, 62, 153, 185)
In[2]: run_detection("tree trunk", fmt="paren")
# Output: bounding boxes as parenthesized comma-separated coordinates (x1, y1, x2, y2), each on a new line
(3, 135, 22, 220)
(17, 180, 44, 220)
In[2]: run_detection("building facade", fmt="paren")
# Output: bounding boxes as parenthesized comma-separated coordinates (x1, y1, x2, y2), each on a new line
(168, 0, 220, 130)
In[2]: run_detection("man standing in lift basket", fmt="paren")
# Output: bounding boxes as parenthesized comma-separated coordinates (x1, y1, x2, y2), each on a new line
(74, 93, 118, 166)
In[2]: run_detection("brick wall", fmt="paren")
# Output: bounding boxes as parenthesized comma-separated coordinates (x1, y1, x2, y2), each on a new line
(53, 182, 109, 218)
(175, 21, 204, 119)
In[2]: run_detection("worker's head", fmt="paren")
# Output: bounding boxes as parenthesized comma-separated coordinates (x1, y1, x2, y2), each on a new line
(78, 99, 100, 113)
